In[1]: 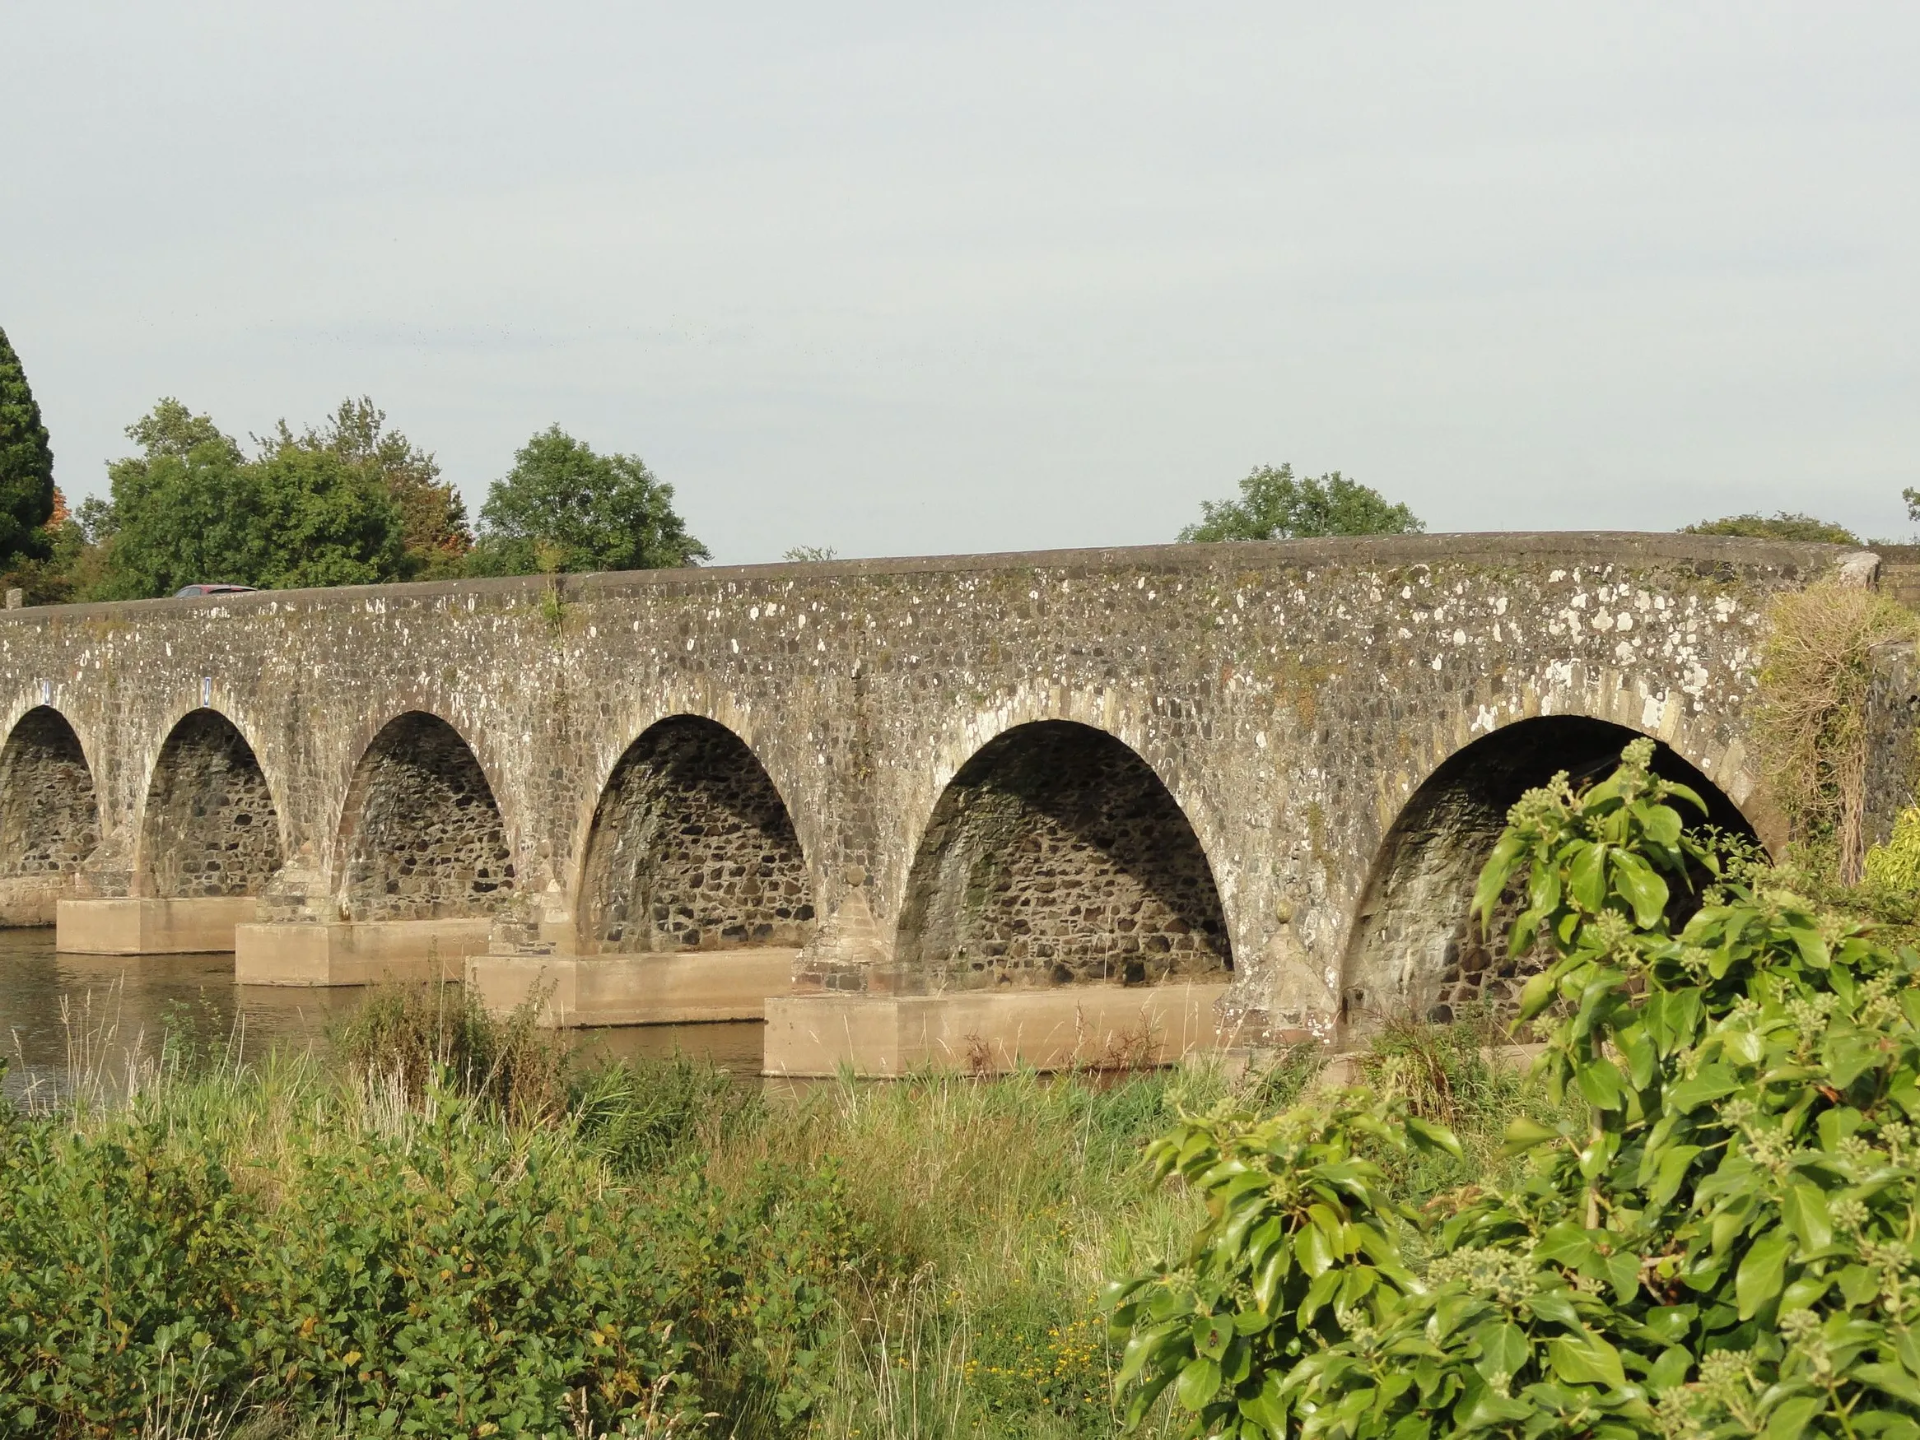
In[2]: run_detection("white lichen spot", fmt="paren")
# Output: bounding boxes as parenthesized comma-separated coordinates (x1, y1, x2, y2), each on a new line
(1591, 611, 1614, 632)
(1400, 585, 1413, 600)
(1614, 639, 1636, 663)
(1452, 629, 1466, 646)
(1549, 569, 1566, 583)
(1430, 655, 1443, 671)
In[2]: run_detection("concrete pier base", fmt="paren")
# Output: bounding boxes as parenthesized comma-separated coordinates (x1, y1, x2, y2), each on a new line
(465, 949, 800, 1027)
(56, 896, 260, 954)
(234, 918, 489, 985)
(762, 982, 1229, 1077)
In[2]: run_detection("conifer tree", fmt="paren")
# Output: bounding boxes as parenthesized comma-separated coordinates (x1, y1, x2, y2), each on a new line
(0, 326, 55, 566)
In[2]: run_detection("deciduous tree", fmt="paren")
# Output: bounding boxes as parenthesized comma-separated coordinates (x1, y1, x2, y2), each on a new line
(88, 399, 406, 598)
(1179, 464, 1423, 542)
(469, 426, 708, 575)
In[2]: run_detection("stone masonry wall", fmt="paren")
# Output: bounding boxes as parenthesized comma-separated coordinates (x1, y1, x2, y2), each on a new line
(0, 707, 98, 878)
(894, 721, 1231, 989)
(142, 709, 284, 898)
(340, 712, 515, 922)
(0, 533, 1867, 1045)
(579, 716, 814, 952)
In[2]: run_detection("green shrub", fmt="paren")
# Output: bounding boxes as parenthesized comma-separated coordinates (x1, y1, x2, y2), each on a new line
(1112, 737, 1920, 1438)
(0, 1067, 856, 1438)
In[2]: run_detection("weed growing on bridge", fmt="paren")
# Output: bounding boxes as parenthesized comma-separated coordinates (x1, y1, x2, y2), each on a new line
(1754, 577, 1915, 881)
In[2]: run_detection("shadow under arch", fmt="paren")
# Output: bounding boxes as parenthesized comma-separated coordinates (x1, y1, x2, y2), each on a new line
(140, 708, 285, 898)
(1341, 715, 1759, 1036)
(894, 719, 1231, 989)
(335, 711, 514, 921)
(577, 715, 814, 954)
(0, 707, 99, 884)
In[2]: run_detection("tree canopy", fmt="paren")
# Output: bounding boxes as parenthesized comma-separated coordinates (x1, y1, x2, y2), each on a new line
(469, 426, 708, 575)
(1682, 511, 1860, 545)
(263, 398, 471, 578)
(1179, 464, 1424, 543)
(86, 399, 407, 599)
(0, 325, 57, 568)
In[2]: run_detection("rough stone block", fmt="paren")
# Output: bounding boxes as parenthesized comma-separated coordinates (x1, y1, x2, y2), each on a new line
(57, 896, 260, 954)
(234, 918, 488, 986)
(465, 949, 799, 1027)
(762, 982, 1229, 1077)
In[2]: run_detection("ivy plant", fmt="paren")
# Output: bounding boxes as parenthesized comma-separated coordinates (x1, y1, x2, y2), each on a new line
(1111, 738, 1920, 1438)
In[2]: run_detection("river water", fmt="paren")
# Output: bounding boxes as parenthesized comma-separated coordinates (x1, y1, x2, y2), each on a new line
(0, 928, 767, 1105)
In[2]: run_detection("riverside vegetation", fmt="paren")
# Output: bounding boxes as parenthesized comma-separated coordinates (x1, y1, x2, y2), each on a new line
(0, 975, 1573, 1439)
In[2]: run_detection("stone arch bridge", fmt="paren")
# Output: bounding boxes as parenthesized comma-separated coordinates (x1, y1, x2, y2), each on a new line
(0, 533, 1897, 1073)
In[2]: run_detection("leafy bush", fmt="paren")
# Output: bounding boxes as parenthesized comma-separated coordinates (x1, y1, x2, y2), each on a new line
(0, 1067, 857, 1438)
(1112, 738, 1920, 1438)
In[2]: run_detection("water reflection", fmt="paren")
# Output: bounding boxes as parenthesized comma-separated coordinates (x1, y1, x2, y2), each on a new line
(0, 928, 766, 1104)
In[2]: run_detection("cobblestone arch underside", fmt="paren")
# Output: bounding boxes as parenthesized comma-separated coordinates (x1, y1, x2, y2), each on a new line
(894, 720, 1232, 990)
(339, 712, 514, 922)
(0, 707, 98, 880)
(142, 709, 284, 899)
(1341, 716, 1756, 1034)
(579, 716, 814, 954)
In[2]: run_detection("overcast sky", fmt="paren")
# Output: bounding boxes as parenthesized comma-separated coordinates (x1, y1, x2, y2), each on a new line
(5, 3, 1917, 563)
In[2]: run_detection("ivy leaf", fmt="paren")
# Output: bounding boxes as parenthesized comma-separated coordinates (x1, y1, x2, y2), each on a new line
(1782, 1184, 1833, 1256)
(1575, 1058, 1625, 1112)
(1569, 842, 1607, 913)
(1404, 1117, 1463, 1160)
(1854, 1363, 1920, 1408)
(1504, 1118, 1561, 1154)
(1611, 851, 1669, 929)
(1517, 968, 1558, 1023)
(1764, 1394, 1823, 1440)
(1176, 1356, 1222, 1411)
(1735, 1230, 1792, 1320)
(1545, 1330, 1628, 1389)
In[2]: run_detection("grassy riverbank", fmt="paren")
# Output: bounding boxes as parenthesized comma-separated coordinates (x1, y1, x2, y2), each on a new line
(0, 989, 1568, 1439)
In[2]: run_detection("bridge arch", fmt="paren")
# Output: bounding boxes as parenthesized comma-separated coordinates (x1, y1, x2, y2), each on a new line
(576, 714, 814, 953)
(894, 719, 1232, 989)
(334, 711, 515, 922)
(0, 706, 99, 883)
(137, 708, 286, 899)
(1340, 714, 1758, 1034)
